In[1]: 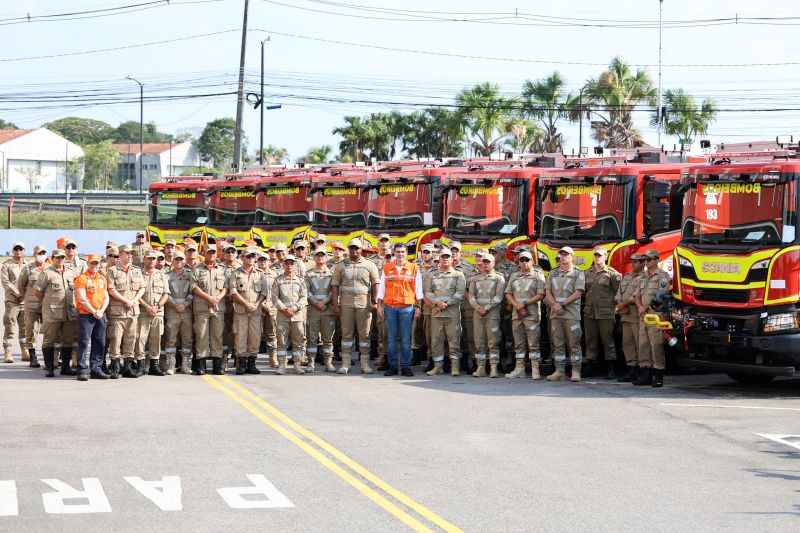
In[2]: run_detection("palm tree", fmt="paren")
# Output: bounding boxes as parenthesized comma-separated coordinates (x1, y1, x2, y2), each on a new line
(455, 82, 518, 157)
(332, 116, 369, 161)
(402, 108, 464, 159)
(261, 144, 288, 165)
(653, 89, 717, 144)
(584, 57, 657, 148)
(505, 118, 545, 153)
(297, 145, 333, 164)
(520, 72, 577, 152)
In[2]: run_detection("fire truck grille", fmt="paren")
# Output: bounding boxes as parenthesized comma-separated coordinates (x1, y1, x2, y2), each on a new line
(694, 288, 749, 304)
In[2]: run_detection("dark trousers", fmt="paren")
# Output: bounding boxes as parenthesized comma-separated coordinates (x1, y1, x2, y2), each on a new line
(78, 313, 107, 375)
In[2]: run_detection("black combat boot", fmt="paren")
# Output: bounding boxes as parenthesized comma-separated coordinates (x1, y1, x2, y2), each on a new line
(617, 366, 637, 382)
(59, 348, 76, 376)
(193, 358, 207, 376)
(651, 369, 664, 388)
(212, 357, 224, 375)
(581, 359, 598, 378)
(109, 359, 121, 379)
(42, 347, 55, 378)
(148, 359, 165, 376)
(604, 361, 617, 380)
(424, 357, 435, 372)
(29, 348, 40, 368)
(246, 356, 260, 374)
(122, 357, 139, 378)
(236, 357, 246, 375)
(632, 367, 652, 386)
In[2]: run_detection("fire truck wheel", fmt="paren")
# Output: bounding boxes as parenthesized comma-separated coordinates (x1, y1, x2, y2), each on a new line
(726, 373, 775, 385)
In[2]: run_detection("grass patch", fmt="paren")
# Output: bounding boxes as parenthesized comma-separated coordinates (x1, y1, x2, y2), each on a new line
(0, 210, 148, 230)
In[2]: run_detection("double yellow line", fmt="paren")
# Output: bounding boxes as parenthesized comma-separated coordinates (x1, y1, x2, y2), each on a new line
(205, 375, 463, 533)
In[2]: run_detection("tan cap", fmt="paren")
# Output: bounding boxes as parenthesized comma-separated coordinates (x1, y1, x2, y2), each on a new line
(558, 246, 575, 255)
(52, 249, 66, 258)
(156, 251, 165, 259)
(420, 243, 434, 252)
(204, 244, 217, 253)
(378, 233, 391, 241)
(34, 244, 47, 254)
(164, 239, 176, 247)
(136, 230, 146, 236)
(283, 254, 297, 262)
(644, 249, 660, 260)
(348, 238, 363, 249)
(258, 251, 269, 260)
(12, 241, 24, 249)
(331, 241, 345, 250)
(449, 241, 462, 250)
(593, 246, 609, 256)
(106, 246, 119, 256)
(118, 244, 132, 253)
(474, 248, 489, 257)
(630, 253, 646, 260)
(518, 251, 533, 261)
(185, 242, 198, 251)
(173, 251, 185, 260)
(313, 247, 328, 256)
(274, 243, 288, 252)
(481, 254, 495, 264)
(490, 242, 508, 252)
(224, 243, 237, 251)
(144, 250, 158, 259)
(294, 240, 310, 249)
(432, 253, 441, 260)
(315, 234, 327, 242)
(65, 238, 77, 247)
(105, 240, 118, 248)
(439, 249, 452, 257)
(243, 246, 260, 256)
(267, 243, 277, 251)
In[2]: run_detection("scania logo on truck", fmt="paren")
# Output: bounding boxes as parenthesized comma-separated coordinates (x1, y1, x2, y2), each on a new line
(378, 184, 414, 194)
(701, 261, 742, 274)
(264, 187, 300, 196)
(323, 187, 357, 196)
(457, 186, 500, 196)
(219, 191, 254, 198)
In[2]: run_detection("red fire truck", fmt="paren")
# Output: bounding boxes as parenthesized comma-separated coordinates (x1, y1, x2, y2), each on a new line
(250, 172, 316, 249)
(147, 176, 214, 247)
(305, 171, 372, 246)
(204, 175, 260, 248)
(668, 151, 800, 383)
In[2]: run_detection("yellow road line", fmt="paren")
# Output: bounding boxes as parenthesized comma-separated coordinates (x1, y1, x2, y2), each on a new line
(218, 375, 464, 533)
(203, 376, 437, 533)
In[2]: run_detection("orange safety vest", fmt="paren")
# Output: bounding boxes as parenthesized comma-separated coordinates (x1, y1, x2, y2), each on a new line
(382, 261, 419, 307)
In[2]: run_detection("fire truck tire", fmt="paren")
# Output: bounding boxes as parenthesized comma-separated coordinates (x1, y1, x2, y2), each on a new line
(726, 372, 775, 385)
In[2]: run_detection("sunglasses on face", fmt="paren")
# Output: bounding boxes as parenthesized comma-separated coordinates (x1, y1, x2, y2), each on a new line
(66, 244, 76, 249)
(226, 249, 237, 253)
(174, 258, 184, 261)
(421, 250, 431, 254)
(109, 255, 119, 259)
(348, 246, 359, 250)
(519, 257, 531, 263)
(13, 247, 23, 251)
(37, 251, 47, 255)
(245, 254, 257, 259)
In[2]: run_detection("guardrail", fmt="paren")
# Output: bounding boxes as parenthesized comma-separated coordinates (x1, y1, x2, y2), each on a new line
(0, 201, 146, 214)
(0, 192, 146, 201)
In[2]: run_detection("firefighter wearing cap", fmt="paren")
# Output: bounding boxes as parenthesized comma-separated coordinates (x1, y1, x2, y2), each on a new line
(377, 234, 392, 260)
(229, 247, 270, 375)
(419, 250, 439, 370)
(450, 242, 477, 372)
(35, 249, 79, 378)
(272, 254, 307, 375)
(17, 244, 49, 367)
(493, 242, 519, 372)
(633, 249, 671, 388)
(63, 239, 86, 276)
(219, 243, 241, 371)
(102, 246, 118, 277)
(305, 248, 336, 372)
(107, 244, 145, 378)
(468, 254, 506, 378)
(423, 248, 466, 376)
(583, 246, 622, 379)
(74, 254, 110, 379)
(258, 252, 279, 369)
(135, 251, 169, 376)
(2, 241, 27, 363)
(291, 240, 310, 277)
(544, 246, 586, 382)
(411, 243, 434, 363)
(190, 245, 228, 375)
(163, 240, 177, 265)
(184, 241, 200, 269)
(368, 245, 388, 371)
(331, 238, 380, 375)
(615, 253, 646, 382)
(270, 243, 288, 273)
(504, 250, 547, 379)
(131, 231, 153, 268)
(164, 251, 193, 375)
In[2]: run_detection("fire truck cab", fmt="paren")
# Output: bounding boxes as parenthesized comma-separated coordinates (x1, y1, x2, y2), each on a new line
(147, 176, 213, 248)
(250, 172, 315, 249)
(204, 175, 260, 248)
(305, 171, 371, 246)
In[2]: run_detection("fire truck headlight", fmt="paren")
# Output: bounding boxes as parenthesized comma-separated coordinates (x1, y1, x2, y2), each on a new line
(538, 251, 548, 261)
(406, 238, 418, 255)
(761, 312, 800, 334)
(678, 256, 692, 267)
(751, 259, 769, 269)
(149, 231, 160, 244)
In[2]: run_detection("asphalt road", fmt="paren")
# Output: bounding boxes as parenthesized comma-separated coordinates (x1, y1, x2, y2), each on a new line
(1, 347, 799, 532)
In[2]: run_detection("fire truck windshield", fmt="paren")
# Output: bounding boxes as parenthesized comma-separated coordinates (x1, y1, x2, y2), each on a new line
(366, 182, 431, 230)
(681, 179, 795, 246)
(255, 185, 311, 226)
(208, 190, 256, 227)
(149, 191, 207, 226)
(539, 181, 633, 242)
(444, 183, 522, 236)
(311, 186, 367, 228)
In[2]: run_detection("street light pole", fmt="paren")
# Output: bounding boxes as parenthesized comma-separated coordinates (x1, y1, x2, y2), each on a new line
(259, 37, 269, 165)
(657, 0, 664, 147)
(578, 82, 590, 155)
(233, 0, 250, 172)
(127, 75, 144, 193)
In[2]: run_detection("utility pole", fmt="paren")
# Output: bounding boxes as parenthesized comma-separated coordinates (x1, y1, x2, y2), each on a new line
(232, 0, 250, 172)
(657, 0, 664, 147)
(127, 75, 144, 193)
(259, 37, 269, 165)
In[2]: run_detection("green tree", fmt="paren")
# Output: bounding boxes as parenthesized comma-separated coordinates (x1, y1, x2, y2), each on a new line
(113, 121, 171, 144)
(584, 56, 657, 148)
(297, 145, 333, 164)
(79, 140, 123, 190)
(333, 116, 369, 161)
(521, 72, 577, 153)
(0, 118, 18, 130)
(261, 144, 289, 165)
(198, 118, 237, 169)
(505, 118, 545, 153)
(652, 88, 717, 144)
(402, 108, 464, 159)
(43, 117, 115, 145)
(455, 82, 517, 157)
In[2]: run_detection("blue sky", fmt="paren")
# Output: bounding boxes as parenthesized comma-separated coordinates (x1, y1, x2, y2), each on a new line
(3, 0, 800, 161)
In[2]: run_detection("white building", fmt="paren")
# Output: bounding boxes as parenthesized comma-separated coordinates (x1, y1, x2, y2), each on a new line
(0, 128, 84, 192)
(112, 142, 207, 188)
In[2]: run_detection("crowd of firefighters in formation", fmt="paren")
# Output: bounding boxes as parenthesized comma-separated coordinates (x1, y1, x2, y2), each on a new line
(1, 229, 671, 386)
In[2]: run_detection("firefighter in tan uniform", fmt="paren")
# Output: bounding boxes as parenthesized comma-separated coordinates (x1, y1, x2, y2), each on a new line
(219, 243, 241, 371)
(131, 231, 153, 268)
(107, 244, 145, 378)
(273, 255, 308, 375)
(451, 242, 477, 372)
(2, 241, 27, 363)
(412, 244, 434, 365)
(504, 250, 547, 379)
(292, 240, 311, 277)
(34, 249, 78, 378)
(423, 249, 466, 376)
(17, 244, 49, 367)
(191, 246, 228, 375)
(634, 249, 671, 388)
(615, 253, 646, 382)
(368, 246, 388, 371)
(420, 251, 439, 371)
(229, 246, 269, 375)
(469, 254, 506, 378)
(331, 238, 380, 375)
(544, 246, 585, 382)
(491, 242, 518, 372)
(63, 239, 87, 277)
(305, 248, 336, 372)
(165, 252, 194, 375)
(583, 246, 622, 379)
(136, 251, 170, 376)
(257, 251, 279, 368)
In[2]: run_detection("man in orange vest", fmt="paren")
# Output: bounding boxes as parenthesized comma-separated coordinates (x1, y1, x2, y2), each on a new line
(376, 243, 423, 377)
